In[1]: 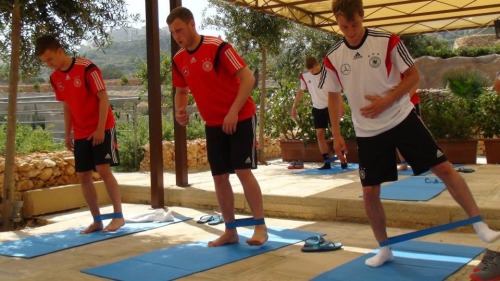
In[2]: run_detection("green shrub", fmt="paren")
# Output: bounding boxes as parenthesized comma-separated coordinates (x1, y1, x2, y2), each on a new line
(0, 124, 64, 155)
(477, 90, 500, 138)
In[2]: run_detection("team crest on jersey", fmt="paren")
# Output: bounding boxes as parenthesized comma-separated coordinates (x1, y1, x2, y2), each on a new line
(56, 82, 65, 91)
(340, 64, 351, 75)
(202, 59, 213, 72)
(182, 66, 189, 76)
(369, 53, 381, 68)
(73, 76, 82, 88)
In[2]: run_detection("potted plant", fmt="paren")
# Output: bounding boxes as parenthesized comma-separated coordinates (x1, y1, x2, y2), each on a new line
(420, 68, 488, 164)
(477, 89, 500, 163)
(265, 81, 332, 162)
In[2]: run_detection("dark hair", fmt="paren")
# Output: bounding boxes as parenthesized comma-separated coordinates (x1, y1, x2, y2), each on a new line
(35, 35, 62, 56)
(331, 0, 364, 21)
(305, 56, 318, 70)
(166, 7, 194, 25)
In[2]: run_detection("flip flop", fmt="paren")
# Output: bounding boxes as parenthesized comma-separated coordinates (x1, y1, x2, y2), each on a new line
(207, 215, 224, 225)
(301, 235, 342, 252)
(196, 215, 214, 224)
(456, 167, 475, 173)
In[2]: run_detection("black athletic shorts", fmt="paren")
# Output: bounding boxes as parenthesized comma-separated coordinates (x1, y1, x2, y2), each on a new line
(312, 107, 330, 129)
(73, 127, 120, 172)
(205, 116, 257, 176)
(357, 110, 447, 186)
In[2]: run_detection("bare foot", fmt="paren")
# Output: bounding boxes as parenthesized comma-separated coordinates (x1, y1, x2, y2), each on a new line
(103, 218, 125, 232)
(208, 230, 239, 247)
(80, 221, 103, 234)
(397, 163, 408, 171)
(246, 225, 268, 246)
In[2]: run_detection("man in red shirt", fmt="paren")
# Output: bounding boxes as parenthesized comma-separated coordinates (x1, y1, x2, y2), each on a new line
(167, 7, 268, 247)
(35, 35, 124, 234)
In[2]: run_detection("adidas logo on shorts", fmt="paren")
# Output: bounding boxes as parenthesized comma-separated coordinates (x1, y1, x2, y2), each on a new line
(105, 154, 112, 159)
(245, 157, 252, 164)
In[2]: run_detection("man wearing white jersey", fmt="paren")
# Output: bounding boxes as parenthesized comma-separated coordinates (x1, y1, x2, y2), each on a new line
(291, 57, 344, 170)
(320, 0, 500, 268)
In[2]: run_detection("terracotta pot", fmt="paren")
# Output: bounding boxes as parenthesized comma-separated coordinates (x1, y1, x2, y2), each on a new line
(436, 139, 478, 164)
(279, 139, 333, 162)
(483, 139, 500, 164)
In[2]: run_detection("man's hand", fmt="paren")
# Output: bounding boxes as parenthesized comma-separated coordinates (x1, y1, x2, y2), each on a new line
(176, 108, 189, 126)
(222, 112, 238, 134)
(65, 136, 74, 152)
(89, 129, 105, 146)
(333, 135, 348, 163)
(360, 95, 391, 118)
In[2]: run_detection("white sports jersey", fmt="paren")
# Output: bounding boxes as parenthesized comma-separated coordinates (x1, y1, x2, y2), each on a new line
(320, 28, 414, 137)
(299, 68, 329, 109)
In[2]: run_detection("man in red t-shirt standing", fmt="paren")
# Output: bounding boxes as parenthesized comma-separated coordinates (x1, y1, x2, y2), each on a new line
(167, 7, 268, 247)
(35, 35, 124, 234)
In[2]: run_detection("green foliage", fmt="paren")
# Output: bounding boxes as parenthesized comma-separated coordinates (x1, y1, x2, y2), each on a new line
(339, 99, 356, 140)
(477, 90, 500, 138)
(204, 0, 291, 57)
(420, 92, 478, 140)
(0, 0, 139, 81)
(33, 81, 40, 92)
(114, 113, 206, 172)
(120, 75, 129, 86)
(441, 68, 489, 100)
(264, 81, 317, 141)
(0, 124, 64, 155)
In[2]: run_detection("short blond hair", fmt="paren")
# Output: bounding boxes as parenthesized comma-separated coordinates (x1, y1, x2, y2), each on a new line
(331, 0, 364, 21)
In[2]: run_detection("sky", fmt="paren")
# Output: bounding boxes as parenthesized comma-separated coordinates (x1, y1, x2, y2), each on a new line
(123, 0, 223, 37)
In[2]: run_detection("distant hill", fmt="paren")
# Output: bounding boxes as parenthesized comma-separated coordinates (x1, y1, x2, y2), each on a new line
(78, 27, 172, 78)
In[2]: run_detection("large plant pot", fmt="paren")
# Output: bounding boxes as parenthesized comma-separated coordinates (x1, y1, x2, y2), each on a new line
(279, 139, 333, 162)
(344, 140, 359, 163)
(436, 139, 478, 164)
(483, 139, 500, 164)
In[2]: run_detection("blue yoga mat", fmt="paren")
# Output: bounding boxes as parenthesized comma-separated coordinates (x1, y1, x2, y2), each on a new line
(295, 163, 359, 175)
(0, 215, 191, 258)
(312, 240, 484, 281)
(397, 167, 432, 176)
(82, 227, 322, 281)
(378, 176, 446, 201)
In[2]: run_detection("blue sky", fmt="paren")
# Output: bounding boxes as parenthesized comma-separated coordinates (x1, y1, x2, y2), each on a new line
(123, 0, 223, 36)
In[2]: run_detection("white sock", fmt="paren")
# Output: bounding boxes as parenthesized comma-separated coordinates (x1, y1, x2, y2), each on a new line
(365, 246, 394, 267)
(473, 221, 500, 243)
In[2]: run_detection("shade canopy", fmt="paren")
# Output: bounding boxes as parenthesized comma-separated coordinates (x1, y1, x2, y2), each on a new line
(227, 0, 500, 35)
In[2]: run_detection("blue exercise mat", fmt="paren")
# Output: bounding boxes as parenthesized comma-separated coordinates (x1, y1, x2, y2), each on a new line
(378, 176, 446, 201)
(397, 167, 432, 176)
(294, 163, 359, 175)
(82, 227, 322, 281)
(312, 240, 484, 281)
(0, 215, 191, 258)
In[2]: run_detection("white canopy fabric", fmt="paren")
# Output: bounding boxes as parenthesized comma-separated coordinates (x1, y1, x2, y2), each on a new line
(227, 0, 500, 35)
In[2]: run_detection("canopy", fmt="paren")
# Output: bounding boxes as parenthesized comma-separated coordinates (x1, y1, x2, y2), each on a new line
(228, 0, 500, 35)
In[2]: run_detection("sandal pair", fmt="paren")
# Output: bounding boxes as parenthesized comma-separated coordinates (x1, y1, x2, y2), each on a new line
(196, 214, 224, 225)
(301, 235, 342, 252)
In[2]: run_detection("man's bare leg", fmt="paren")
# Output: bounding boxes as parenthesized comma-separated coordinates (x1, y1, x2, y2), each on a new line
(78, 171, 104, 234)
(363, 185, 394, 267)
(96, 164, 125, 232)
(432, 162, 500, 243)
(236, 169, 268, 246)
(208, 173, 239, 247)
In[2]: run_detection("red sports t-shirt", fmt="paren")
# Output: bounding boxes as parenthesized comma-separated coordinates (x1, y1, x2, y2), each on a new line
(172, 36, 255, 126)
(50, 58, 115, 139)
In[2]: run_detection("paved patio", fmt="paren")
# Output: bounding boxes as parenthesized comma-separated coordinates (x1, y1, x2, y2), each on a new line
(0, 158, 498, 280)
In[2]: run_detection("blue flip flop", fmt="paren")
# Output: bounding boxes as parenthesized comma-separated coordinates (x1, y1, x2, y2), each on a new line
(197, 215, 214, 224)
(301, 235, 342, 252)
(207, 215, 224, 225)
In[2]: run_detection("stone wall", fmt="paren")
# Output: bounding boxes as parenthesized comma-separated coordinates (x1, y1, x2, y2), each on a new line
(140, 137, 282, 171)
(453, 35, 498, 49)
(0, 151, 100, 217)
(414, 54, 500, 89)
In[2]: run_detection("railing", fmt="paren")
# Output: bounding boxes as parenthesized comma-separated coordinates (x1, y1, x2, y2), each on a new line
(0, 95, 140, 160)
